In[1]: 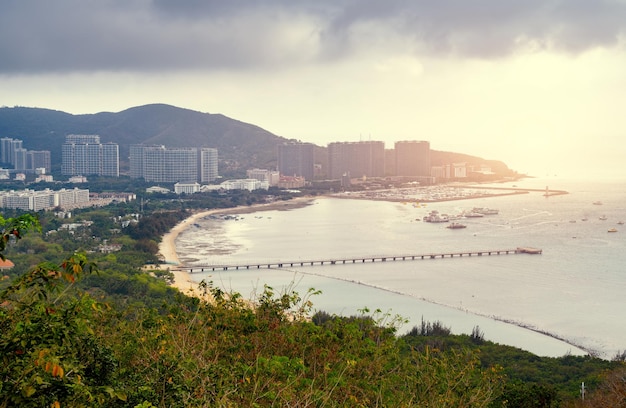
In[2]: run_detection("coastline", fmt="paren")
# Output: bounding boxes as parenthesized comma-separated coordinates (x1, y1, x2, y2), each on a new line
(159, 196, 317, 297)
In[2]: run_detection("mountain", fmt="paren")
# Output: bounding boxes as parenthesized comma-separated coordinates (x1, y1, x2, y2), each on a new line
(0, 104, 286, 174)
(0, 104, 515, 178)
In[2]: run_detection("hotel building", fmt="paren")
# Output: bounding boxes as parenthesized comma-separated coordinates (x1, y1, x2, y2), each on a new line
(61, 135, 119, 177)
(327, 141, 385, 180)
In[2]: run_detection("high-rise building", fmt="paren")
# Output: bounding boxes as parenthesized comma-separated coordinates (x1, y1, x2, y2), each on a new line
(130, 145, 199, 183)
(327, 141, 385, 180)
(395, 141, 430, 177)
(62, 135, 119, 177)
(13, 148, 28, 171)
(0, 137, 23, 165)
(199, 148, 219, 183)
(277, 142, 315, 180)
(28, 151, 52, 174)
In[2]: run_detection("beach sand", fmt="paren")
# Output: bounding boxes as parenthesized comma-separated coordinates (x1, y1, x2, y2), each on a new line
(158, 196, 316, 298)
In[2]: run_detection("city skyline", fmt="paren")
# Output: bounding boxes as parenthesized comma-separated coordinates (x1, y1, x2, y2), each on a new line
(2, 2, 626, 179)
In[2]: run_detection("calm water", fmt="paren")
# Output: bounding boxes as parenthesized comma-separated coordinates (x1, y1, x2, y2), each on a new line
(176, 177, 626, 359)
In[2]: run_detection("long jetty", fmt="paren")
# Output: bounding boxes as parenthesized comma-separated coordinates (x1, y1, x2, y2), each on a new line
(177, 247, 542, 273)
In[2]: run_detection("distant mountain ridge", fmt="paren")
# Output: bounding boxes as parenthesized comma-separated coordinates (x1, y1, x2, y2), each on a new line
(0, 104, 514, 177)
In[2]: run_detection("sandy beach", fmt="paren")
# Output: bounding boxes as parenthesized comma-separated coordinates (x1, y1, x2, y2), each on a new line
(158, 196, 316, 298)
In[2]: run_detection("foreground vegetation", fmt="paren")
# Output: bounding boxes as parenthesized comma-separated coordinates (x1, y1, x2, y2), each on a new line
(1, 194, 625, 406)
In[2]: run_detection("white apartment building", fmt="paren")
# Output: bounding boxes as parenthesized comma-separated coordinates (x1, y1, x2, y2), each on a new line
(199, 148, 218, 183)
(219, 179, 268, 191)
(130, 145, 199, 183)
(62, 135, 119, 177)
(0, 188, 90, 211)
(247, 168, 280, 186)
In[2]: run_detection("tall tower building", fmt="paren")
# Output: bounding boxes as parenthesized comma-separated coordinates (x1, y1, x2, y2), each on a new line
(28, 151, 52, 174)
(130, 145, 198, 183)
(395, 141, 430, 177)
(328, 141, 385, 180)
(62, 134, 119, 177)
(277, 142, 315, 180)
(0, 138, 24, 165)
(199, 148, 218, 183)
(13, 148, 28, 171)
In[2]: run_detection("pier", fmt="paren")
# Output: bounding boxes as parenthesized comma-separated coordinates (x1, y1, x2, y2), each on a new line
(176, 247, 542, 273)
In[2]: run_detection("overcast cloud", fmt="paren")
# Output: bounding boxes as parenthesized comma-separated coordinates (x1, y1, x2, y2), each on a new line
(2, 0, 626, 74)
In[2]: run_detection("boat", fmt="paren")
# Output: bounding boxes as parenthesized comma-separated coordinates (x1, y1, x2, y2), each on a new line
(593, 201, 603, 205)
(471, 207, 499, 215)
(423, 210, 450, 223)
(446, 222, 467, 229)
(462, 212, 484, 218)
(608, 228, 618, 233)
(618, 221, 624, 225)
(599, 215, 608, 220)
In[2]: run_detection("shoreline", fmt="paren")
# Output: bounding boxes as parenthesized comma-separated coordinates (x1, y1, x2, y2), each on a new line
(159, 196, 317, 297)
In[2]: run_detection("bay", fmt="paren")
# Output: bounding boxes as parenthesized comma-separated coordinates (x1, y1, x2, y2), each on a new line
(175, 177, 626, 359)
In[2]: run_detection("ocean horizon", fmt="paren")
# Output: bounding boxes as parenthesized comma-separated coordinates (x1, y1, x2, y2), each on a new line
(175, 176, 626, 359)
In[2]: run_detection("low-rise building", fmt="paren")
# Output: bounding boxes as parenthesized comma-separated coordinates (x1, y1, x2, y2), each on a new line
(174, 182, 201, 194)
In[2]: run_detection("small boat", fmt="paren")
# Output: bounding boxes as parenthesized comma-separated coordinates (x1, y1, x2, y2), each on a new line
(463, 212, 484, 218)
(593, 201, 603, 205)
(608, 228, 618, 233)
(599, 215, 608, 220)
(447, 222, 467, 229)
(471, 207, 499, 215)
(618, 221, 624, 225)
(423, 210, 450, 223)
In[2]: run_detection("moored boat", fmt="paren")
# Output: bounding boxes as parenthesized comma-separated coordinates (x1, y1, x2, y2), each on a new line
(472, 207, 499, 215)
(447, 222, 467, 229)
(423, 210, 450, 223)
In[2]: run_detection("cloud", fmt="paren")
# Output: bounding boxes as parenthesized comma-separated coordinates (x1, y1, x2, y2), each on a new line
(1, 0, 625, 74)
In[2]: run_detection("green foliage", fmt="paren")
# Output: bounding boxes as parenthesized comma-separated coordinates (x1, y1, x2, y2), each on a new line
(0, 213, 41, 259)
(0, 252, 126, 407)
(92, 282, 504, 407)
(401, 321, 623, 407)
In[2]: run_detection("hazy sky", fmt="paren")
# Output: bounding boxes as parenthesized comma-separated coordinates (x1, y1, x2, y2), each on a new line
(2, 1, 626, 179)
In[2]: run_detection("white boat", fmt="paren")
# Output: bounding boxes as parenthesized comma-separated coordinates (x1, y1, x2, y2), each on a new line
(472, 207, 499, 215)
(423, 210, 450, 223)
(462, 211, 484, 218)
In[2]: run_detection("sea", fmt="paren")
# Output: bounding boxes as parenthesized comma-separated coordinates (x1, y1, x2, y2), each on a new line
(175, 177, 626, 359)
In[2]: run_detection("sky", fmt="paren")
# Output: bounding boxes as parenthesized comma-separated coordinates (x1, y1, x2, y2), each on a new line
(2, 1, 626, 179)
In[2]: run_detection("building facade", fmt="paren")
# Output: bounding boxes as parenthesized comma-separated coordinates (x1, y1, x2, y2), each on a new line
(395, 140, 430, 177)
(277, 142, 315, 180)
(247, 168, 280, 186)
(130, 145, 199, 183)
(0, 188, 89, 211)
(327, 141, 385, 180)
(0, 137, 23, 165)
(62, 135, 119, 177)
(199, 148, 219, 183)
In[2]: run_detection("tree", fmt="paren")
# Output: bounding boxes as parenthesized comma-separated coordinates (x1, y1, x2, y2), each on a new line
(0, 214, 125, 407)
